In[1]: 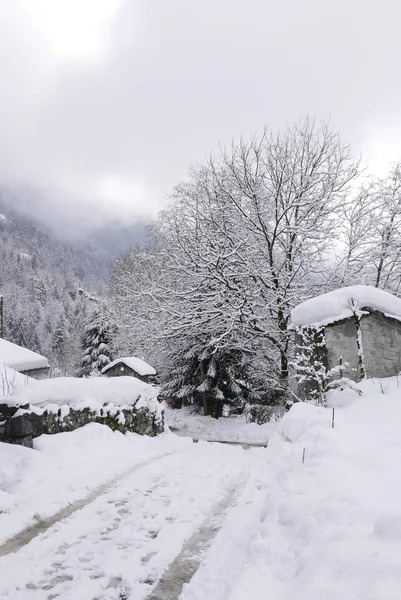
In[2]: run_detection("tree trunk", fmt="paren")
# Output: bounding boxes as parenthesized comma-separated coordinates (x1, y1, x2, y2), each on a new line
(280, 349, 288, 381)
(212, 397, 222, 419)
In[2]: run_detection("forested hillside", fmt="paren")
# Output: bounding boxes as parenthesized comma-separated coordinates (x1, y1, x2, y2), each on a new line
(0, 204, 111, 375)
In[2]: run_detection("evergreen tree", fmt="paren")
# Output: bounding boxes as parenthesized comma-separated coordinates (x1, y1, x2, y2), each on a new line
(78, 307, 115, 377)
(163, 339, 260, 418)
(51, 313, 69, 375)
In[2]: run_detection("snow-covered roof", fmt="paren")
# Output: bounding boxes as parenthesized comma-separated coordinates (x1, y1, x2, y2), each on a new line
(291, 285, 401, 328)
(102, 356, 156, 377)
(0, 338, 50, 372)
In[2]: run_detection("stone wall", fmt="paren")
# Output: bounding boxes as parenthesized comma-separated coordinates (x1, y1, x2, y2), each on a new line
(296, 311, 401, 388)
(325, 312, 401, 381)
(325, 318, 359, 379)
(0, 402, 164, 448)
(360, 312, 401, 378)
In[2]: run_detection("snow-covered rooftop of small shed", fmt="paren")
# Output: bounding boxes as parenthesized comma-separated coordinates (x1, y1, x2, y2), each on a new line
(290, 285, 401, 328)
(0, 338, 49, 372)
(102, 356, 156, 376)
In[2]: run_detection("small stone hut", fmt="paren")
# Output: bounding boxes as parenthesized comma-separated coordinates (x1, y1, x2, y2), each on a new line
(290, 285, 401, 400)
(102, 356, 156, 384)
(0, 338, 49, 379)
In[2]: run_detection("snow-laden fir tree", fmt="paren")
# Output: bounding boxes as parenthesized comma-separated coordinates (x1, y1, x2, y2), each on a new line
(292, 325, 329, 404)
(163, 339, 261, 418)
(78, 307, 115, 377)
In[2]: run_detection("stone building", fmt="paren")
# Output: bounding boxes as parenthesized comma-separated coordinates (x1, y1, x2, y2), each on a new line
(0, 338, 49, 380)
(290, 285, 401, 400)
(102, 356, 156, 384)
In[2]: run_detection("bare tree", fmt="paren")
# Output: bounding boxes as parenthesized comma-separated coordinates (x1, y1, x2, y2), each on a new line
(111, 118, 360, 411)
(161, 118, 359, 381)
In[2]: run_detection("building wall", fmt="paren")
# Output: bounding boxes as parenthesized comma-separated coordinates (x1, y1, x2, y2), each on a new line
(325, 312, 401, 381)
(104, 362, 149, 383)
(325, 319, 359, 380)
(20, 366, 50, 380)
(360, 312, 401, 378)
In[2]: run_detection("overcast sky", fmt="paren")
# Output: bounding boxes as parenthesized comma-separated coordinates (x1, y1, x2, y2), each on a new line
(1, 0, 401, 234)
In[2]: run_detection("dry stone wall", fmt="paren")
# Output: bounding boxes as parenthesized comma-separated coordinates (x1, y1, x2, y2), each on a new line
(0, 401, 164, 447)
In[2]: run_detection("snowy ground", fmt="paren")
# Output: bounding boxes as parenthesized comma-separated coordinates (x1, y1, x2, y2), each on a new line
(0, 426, 270, 599)
(0, 425, 186, 545)
(164, 404, 275, 444)
(1, 378, 401, 599)
(182, 378, 401, 600)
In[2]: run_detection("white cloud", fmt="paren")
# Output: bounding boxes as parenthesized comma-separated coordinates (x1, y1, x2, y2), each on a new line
(2, 0, 401, 234)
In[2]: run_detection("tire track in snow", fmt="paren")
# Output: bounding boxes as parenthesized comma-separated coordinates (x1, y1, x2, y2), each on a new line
(145, 473, 248, 600)
(0, 449, 181, 558)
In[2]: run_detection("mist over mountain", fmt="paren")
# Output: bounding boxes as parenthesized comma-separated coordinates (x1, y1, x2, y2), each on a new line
(0, 186, 149, 250)
(0, 191, 149, 374)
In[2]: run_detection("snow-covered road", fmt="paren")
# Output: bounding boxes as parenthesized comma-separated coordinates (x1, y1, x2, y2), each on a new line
(0, 440, 268, 600)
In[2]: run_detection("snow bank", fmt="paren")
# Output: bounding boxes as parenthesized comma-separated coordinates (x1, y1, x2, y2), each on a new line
(182, 377, 401, 600)
(0, 338, 49, 372)
(7, 376, 158, 410)
(279, 401, 331, 443)
(290, 284, 401, 328)
(102, 356, 156, 376)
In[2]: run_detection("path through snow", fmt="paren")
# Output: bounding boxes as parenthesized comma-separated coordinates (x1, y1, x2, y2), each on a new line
(147, 473, 247, 600)
(0, 450, 180, 559)
(0, 441, 268, 600)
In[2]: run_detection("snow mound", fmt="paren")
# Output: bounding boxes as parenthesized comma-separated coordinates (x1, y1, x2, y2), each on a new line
(279, 402, 331, 443)
(290, 284, 401, 328)
(102, 356, 156, 376)
(0, 338, 49, 372)
(7, 376, 159, 411)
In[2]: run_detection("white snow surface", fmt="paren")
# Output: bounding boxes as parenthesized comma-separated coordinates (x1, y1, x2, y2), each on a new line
(164, 405, 273, 445)
(102, 356, 156, 376)
(1, 378, 401, 599)
(0, 364, 32, 397)
(0, 338, 49, 372)
(182, 377, 401, 600)
(0, 426, 270, 599)
(6, 376, 159, 411)
(291, 284, 401, 328)
(0, 425, 191, 545)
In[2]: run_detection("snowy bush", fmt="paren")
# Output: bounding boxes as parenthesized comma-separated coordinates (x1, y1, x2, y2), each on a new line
(245, 403, 284, 425)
